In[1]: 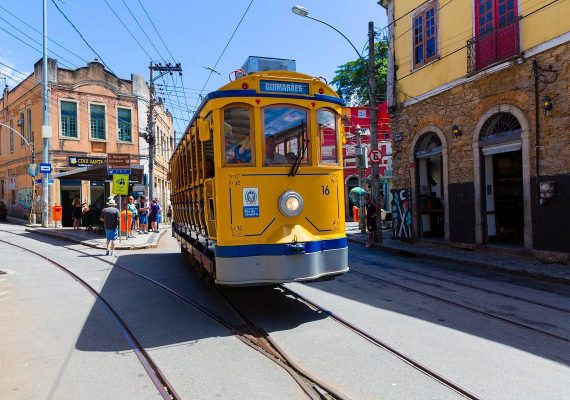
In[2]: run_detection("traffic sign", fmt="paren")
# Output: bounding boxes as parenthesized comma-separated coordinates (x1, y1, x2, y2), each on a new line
(369, 149, 382, 164)
(39, 163, 52, 174)
(107, 153, 131, 175)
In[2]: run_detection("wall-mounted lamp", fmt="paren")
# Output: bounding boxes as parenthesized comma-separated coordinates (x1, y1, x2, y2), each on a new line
(451, 124, 462, 138)
(539, 180, 556, 205)
(542, 95, 553, 116)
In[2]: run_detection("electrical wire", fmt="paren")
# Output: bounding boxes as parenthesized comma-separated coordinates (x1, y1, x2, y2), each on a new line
(194, 0, 254, 111)
(50, 0, 115, 75)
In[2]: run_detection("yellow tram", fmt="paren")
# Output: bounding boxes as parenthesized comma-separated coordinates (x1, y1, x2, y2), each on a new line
(170, 64, 348, 285)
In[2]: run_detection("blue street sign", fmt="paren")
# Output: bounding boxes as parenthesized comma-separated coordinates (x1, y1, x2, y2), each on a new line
(35, 178, 54, 184)
(108, 168, 131, 175)
(39, 163, 52, 174)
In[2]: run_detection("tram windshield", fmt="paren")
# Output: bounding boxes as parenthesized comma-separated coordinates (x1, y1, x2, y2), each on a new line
(263, 107, 308, 165)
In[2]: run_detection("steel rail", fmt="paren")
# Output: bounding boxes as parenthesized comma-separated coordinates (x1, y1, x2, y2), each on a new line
(215, 286, 352, 400)
(280, 285, 486, 400)
(347, 268, 570, 343)
(0, 229, 320, 400)
(0, 237, 180, 400)
(349, 253, 570, 313)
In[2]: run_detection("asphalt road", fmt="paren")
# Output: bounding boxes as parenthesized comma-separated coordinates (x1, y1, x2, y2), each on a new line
(1, 223, 569, 399)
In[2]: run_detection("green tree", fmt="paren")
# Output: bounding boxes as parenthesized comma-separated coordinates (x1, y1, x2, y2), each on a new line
(331, 39, 388, 106)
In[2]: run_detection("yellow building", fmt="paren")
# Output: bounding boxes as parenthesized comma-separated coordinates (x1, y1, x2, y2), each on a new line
(381, 0, 570, 259)
(0, 59, 140, 226)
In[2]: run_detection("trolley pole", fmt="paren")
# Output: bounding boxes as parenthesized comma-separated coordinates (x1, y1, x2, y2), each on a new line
(41, 0, 51, 227)
(147, 62, 182, 203)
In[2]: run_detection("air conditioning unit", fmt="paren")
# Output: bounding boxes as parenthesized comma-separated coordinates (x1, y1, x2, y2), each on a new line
(17, 119, 24, 127)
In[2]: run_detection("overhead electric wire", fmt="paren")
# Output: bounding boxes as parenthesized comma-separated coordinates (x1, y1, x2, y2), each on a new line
(102, 0, 154, 60)
(0, 4, 89, 65)
(50, 0, 115, 74)
(194, 0, 254, 111)
(119, 0, 166, 62)
(0, 15, 79, 68)
(135, 0, 176, 62)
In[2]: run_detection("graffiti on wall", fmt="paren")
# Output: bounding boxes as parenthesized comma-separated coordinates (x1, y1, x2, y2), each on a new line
(17, 187, 32, 209)
(391, 188, 413, 240)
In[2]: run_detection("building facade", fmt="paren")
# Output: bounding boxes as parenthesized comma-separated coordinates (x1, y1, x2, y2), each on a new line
(0, 59, 140, 225)
(381, 0, 570, 259)
(342, 103, 392, 217)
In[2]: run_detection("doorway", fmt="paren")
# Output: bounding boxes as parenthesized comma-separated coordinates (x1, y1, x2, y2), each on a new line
(415, 132, 444, 238)
(483, 150, 523, 244)
(61, 188, 80, 227)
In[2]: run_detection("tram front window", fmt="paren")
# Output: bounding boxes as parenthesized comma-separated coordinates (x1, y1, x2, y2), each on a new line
(263, 107, 308, 165)
(318, 109, 338, 164)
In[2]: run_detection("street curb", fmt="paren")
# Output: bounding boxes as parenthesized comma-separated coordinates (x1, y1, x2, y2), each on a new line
(347, 236, 570, 286)
(24, 227, 166, 250)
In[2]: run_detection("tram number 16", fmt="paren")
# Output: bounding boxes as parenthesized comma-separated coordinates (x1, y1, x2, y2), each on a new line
(321, 185, 330, 196)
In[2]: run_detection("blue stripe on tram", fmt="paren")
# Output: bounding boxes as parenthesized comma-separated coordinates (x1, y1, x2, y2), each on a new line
(215, 237, 348, 258)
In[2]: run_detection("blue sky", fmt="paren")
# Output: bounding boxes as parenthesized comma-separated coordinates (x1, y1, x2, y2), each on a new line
(0, 0, 387, 132)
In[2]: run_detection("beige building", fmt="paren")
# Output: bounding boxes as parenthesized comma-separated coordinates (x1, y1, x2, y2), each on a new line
(0, 58, 140, 226)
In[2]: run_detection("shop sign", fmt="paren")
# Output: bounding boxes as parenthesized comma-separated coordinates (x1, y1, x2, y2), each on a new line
(68, 156, 106, 168)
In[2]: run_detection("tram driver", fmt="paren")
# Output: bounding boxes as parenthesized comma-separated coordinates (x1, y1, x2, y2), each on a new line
(265, 136, 287, 164)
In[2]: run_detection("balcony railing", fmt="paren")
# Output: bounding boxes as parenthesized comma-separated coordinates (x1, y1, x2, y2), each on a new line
(467, 16, 521, 74)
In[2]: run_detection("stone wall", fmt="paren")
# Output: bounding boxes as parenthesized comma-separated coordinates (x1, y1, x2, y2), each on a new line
(389, 40, 569, 253)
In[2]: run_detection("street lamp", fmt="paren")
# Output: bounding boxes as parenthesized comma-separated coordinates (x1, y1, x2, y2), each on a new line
(291, 6, 363, 60)
(292, 6, 380, 238)
(0, 122, 36, 224)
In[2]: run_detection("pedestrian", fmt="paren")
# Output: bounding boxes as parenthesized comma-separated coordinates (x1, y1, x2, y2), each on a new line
(126, 196, 137, 238)
(138, 195, 149, 234)
(100, 198, 120, 256)
(364, 193, 378, 248)
(149, 199, 160, 232)
(72, 195, 82, 230)
(155, 198, 162, 230)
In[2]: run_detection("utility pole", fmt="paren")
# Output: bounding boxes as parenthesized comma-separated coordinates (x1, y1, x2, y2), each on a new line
(41, 0, 51, 227)
(368, 21, 382, 243)
(147, 62, 182, 202)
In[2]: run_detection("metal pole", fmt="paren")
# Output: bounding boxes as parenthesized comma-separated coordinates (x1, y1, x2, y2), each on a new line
(148, 62, 155, 203)
(41, 0, 51, 227)
(119, 194, 122, 243)
(368, 21, 382, 243)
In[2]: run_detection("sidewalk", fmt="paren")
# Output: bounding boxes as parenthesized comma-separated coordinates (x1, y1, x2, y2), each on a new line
(346, 222, 570, 285)
(7, 216, 166, 250)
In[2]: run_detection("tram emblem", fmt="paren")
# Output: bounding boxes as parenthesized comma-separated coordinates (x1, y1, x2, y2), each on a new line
(243, 187, 259, 218)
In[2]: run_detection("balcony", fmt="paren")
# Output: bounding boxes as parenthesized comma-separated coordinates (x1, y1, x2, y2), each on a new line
(467, 17, 521, 74)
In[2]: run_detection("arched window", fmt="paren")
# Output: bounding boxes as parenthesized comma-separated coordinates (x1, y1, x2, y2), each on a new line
(480, 112, 521, 142)
(415, 131, 442, 159)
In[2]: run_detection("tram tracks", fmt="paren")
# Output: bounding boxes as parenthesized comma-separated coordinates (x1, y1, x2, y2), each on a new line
(0, 229, 330, 400)
(279, 285, 484, 400)
(350, 253, 570, 314)
(344, 263, 570, 343)
(0, 237, 180, 400)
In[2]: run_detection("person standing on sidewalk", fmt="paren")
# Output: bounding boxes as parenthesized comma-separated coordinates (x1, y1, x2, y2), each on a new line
(126, 196, 137, 238)
(100, 198, 120, 256)
(364, 193, 378, 248)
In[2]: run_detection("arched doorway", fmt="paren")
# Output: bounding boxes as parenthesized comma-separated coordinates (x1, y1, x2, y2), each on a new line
(414, 132, 445, 238)
(478, 112, 524, 244)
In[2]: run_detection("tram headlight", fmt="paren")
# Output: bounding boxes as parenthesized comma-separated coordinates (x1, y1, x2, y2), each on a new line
(278, 190, 303, 217)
